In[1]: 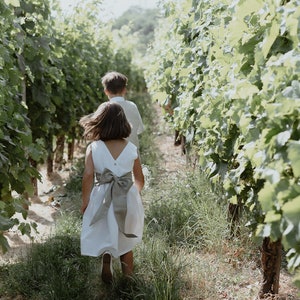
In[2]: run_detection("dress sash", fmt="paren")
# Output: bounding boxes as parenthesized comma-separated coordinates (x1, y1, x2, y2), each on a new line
(89, 168, 137, 238)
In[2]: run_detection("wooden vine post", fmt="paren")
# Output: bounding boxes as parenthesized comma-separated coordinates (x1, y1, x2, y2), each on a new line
(68, 139, 75, 162)
(259, 237, 282, 298)
(228, 202, 241, 237)
(55, 134, 65, 170)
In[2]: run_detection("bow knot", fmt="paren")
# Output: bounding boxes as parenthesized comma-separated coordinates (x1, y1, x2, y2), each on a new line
(89, 168, 136, 238)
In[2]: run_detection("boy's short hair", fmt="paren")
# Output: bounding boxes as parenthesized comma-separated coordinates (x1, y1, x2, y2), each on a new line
(101, 71, 128, 94)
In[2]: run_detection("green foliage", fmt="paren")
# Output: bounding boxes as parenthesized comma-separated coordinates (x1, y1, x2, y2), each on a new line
(52, 2, 114, 137)
(146, 0, 300, 282)
(0, 0, 44, 252)
(112, 6, 160, 55)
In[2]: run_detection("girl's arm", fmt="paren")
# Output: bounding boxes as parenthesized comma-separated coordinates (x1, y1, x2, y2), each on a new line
(81, 144, 94, 214)
(133, 157, 144, 193)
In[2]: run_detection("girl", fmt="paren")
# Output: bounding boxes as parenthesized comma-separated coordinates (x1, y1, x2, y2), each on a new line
(79, 102, 144, 284)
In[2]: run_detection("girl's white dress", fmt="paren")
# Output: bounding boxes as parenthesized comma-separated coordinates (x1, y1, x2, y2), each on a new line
(81, 140, 144, 258)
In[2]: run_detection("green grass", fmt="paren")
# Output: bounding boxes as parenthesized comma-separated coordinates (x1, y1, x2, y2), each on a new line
(0, 235, 94, 300)
(144, 172, 229, 251)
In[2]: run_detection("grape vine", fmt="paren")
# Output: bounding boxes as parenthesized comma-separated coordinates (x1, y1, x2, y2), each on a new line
(146, 0, 300, 292)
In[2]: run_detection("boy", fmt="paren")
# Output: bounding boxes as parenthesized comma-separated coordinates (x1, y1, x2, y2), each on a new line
(101, 71, 144, 150)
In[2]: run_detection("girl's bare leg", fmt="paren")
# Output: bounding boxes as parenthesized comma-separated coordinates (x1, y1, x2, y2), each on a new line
(120, 251, 133, 276)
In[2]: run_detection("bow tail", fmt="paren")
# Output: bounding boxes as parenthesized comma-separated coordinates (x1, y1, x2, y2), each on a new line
(113, 190, 137, 238)
(113, 193, 130, 235)
(89, 183, 113, 226)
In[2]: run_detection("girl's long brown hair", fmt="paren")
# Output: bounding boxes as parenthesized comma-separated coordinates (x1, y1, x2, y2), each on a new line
(79, 102, 131, 141)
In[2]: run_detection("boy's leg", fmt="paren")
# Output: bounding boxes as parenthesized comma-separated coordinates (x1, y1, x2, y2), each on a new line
(120, 251, 133, 276)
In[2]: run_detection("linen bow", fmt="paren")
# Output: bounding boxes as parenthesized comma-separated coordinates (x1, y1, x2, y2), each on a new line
(89, 168, 136, 237)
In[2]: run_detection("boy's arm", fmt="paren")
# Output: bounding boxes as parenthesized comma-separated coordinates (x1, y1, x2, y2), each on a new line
(81, 144, 94, 214)
(136, 108, 144, 134)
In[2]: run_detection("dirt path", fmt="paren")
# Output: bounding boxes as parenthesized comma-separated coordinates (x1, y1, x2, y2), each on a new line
(152, 103, 186, 175)
(1, 165, 72, 263)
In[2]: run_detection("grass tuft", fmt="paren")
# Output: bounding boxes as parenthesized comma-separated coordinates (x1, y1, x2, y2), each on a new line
(144, 171, 229, 251)
(0, 235, 95, 299)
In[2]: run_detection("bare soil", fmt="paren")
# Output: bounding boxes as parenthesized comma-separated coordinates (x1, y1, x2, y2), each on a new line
(1, 164, 72, 263)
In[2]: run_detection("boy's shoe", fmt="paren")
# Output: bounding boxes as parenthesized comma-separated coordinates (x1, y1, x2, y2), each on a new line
(101, 252, 113, 284)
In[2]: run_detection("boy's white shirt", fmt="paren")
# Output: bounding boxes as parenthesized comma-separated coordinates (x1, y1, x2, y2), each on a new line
(110, 96, 144, 148)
